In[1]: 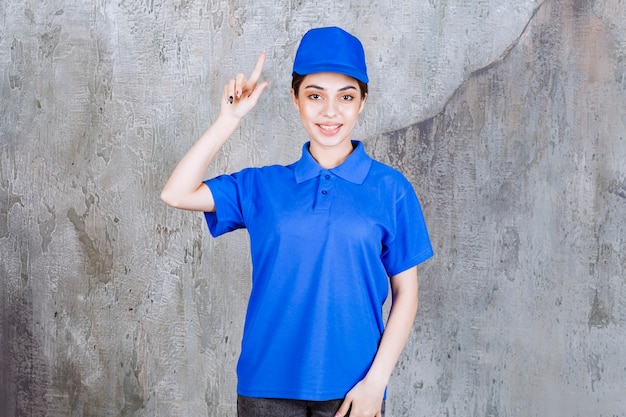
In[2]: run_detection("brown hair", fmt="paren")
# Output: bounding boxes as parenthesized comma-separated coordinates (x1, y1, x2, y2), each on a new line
(291, 72, 368, 98)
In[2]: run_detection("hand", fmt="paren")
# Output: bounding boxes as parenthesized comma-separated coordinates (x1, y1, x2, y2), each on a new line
(335, 377, 385, 417)
(219, 52, 270, 120)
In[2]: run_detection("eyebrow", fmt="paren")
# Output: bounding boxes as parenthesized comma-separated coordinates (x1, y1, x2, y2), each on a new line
(303, 84, 358, 92)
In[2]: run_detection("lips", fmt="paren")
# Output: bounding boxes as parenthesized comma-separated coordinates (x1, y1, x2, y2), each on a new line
(317, 123, 342, 135)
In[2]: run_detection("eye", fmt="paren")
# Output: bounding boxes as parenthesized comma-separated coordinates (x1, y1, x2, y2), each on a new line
(341, 94, 355, 101)
(308, 93, 322, 100)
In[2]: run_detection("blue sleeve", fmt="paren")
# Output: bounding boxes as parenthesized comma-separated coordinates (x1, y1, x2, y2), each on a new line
(203, 173, 247, 237)
(381, 185, 434, 277)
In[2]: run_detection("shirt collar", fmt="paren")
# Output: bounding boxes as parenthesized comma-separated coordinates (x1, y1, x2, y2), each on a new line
(294, 140, 372, 184)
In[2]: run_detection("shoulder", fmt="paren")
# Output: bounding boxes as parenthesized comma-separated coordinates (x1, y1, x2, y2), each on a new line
(232, 163, 294, 178)
(224, 163, 296, 189)
(369, 159, 409, 179)
(367, 159, 414, 194)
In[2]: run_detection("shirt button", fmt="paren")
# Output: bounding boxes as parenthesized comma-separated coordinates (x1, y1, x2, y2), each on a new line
(325, 174, 331, 179)
(321, 190, 328, 195)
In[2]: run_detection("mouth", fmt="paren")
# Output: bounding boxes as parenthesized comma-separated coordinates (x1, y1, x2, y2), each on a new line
(317, 123, 342, 135)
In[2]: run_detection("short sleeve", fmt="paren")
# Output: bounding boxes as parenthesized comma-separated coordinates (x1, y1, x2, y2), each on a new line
(203, 173, 247, 237)
(381, 186, 434, 277)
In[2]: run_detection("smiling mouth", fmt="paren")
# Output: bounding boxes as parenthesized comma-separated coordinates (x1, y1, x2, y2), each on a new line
(318, 124, 341, 132)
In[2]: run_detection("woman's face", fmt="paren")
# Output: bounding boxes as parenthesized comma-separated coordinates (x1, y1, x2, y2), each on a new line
(291, 72, 367, 157)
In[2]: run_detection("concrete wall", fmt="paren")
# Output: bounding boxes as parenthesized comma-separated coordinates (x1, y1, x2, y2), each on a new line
(1, 0, 624, 416)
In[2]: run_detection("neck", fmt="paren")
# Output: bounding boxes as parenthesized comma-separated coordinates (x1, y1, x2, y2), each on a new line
(309, 141, 355, 169)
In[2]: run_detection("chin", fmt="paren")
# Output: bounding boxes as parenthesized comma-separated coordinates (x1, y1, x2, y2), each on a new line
(312, 136, 350, 148)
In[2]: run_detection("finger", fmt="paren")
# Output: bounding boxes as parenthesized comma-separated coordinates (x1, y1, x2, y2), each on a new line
(247, 52, 266, 86)
(334, 398, 351, 417)
(227, 78, 236, 104)
(246, 81, 270, 105)
(235, 72, 246, 98)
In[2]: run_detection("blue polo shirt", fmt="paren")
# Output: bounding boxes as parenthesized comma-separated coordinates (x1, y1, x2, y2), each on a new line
(204, 141, 433, 400)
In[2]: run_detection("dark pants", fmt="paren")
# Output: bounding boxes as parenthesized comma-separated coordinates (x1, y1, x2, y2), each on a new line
(237, 395, 385, 417)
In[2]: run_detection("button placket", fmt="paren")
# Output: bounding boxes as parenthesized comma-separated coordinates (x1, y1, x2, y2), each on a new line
(316, 171, 334, 210)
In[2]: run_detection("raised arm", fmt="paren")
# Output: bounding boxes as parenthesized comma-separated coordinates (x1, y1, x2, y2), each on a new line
(160, 52, 270, 212)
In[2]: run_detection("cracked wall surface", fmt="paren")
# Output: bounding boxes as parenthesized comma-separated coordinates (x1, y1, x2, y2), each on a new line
(1, 0, 625, 416)
(371, 1, 626, 415)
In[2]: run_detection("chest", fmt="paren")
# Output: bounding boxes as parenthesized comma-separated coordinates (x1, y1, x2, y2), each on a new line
(245, 174, 395, 248)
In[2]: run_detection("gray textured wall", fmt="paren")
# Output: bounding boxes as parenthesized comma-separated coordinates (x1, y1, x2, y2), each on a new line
(1, 0, 625, 416)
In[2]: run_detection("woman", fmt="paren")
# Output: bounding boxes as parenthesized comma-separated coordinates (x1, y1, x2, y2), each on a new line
(161, 26, 433, 417)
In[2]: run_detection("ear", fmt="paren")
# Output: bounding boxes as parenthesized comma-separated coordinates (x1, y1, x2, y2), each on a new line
(358, 93, 368, 114)
(291, 88, 300, 110)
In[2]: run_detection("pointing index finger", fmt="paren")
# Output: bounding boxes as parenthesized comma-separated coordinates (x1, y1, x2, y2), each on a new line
(248, 52, 266, 85)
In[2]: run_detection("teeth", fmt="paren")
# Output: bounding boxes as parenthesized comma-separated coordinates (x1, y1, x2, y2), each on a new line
(320, 125, 339, 131)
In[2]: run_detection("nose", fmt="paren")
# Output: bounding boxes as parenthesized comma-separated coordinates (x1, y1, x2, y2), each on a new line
(322, 98, 338, 117)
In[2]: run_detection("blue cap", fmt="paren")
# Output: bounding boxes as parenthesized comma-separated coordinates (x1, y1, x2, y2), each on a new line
(292, 26, 368, 84)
